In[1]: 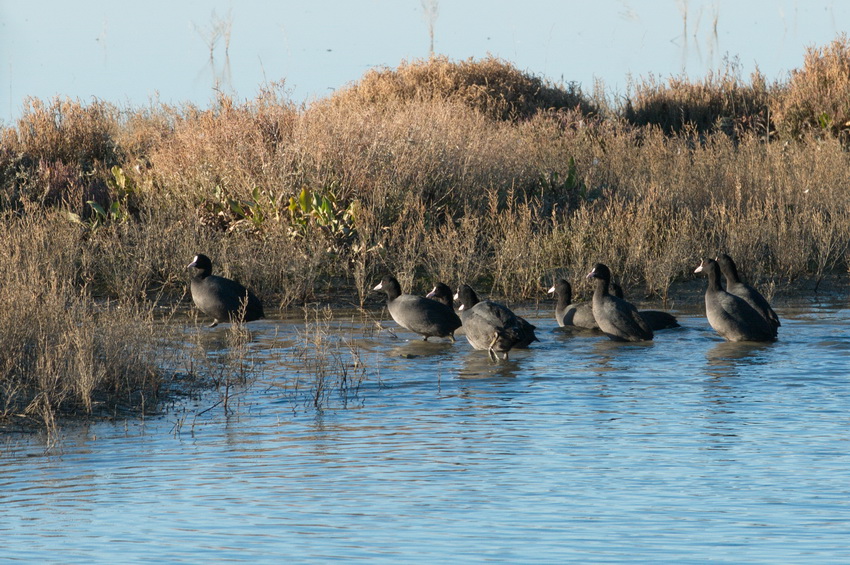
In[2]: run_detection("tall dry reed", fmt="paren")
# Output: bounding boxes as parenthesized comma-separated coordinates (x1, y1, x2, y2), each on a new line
(771, 33, 850, 142)
(0, 213, 175, 435)
(3, 48, 850, 308)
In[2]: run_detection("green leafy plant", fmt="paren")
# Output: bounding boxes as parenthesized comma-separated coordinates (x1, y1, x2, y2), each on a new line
(69, 166, 135, 229)
(540, 157, 599, 206)
(200, 185, 283, 232)
(85, 199, 128, 227)
(223, 185, 275, 230)
(287, 184, 357, 248)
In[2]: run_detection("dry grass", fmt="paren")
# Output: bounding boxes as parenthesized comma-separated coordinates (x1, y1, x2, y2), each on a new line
(0, 213, 174, 436)
(624, 61, 772, 139)
(771, 33, 850, 142)
(3, 42, 850, 429)
(325, 55, 597, 121)
(6, 97, 122, 167)
(4, 49, 850, 305)
(288, 306, 368, 411)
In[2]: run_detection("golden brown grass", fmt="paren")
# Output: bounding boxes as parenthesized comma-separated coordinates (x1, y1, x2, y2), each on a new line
(325, 55, 597, 121)
(4, 47, 850, 305)
(771, 33, 850, 142)
(624, 61, 772, 138)
(0, 213, 172, 435)
(288, 306, 368, 410)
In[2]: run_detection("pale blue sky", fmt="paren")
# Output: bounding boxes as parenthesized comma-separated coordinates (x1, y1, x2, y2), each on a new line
(1, 1, 848, 123)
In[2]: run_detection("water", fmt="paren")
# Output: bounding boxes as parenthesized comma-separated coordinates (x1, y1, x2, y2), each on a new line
(3, 298, 850, 563)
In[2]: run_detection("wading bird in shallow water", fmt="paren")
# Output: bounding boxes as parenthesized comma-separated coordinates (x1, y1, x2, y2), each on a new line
(453, 284, 530, 360)
(715, 253, 780, 338)
(187, 254, 264, 327)
(373, 276, 461, 341)
(587, 263, 653, 342)
(547, 279, 597, 330)
(426, 282, 455, 309)
(695, 258, 776, 342)
(610, 283, 679, 331)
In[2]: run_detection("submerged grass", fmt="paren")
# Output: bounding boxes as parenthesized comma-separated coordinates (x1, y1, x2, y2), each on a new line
(3, 36, 850, 430)
(287, 306, 369, 411)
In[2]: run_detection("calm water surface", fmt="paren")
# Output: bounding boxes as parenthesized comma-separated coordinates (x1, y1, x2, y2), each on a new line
(2, 297, 850, 563)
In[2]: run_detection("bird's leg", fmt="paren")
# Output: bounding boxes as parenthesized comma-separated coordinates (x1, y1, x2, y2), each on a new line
(487, 332, 501, 361)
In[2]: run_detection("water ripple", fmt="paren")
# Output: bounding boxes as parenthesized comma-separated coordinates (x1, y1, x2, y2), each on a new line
(3, 308, 850, 562)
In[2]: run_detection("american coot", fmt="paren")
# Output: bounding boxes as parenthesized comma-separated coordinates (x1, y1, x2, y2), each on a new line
(694, 258, 776, 342)
(426, 281, 545, 347)
(425, 282, 455, 308)
(547, 279, 597, 329)
(587, 264, 653, 342)
(373, 276, 462, 341)
(513, 315, 539, 349)
(716, 253, 780, 337)
(187, 254, 264, 327)
(610, 283, 680, 331)
(454, 284, 529, 360)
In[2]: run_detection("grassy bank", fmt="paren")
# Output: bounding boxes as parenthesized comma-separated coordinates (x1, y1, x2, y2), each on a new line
(0, 213, 174, 433)
(2, 37, 850, 429)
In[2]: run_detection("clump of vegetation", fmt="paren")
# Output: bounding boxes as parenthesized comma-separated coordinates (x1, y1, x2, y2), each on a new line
(325, 55, 597, 121)
(623, 60, 772, 139)
(6, 96, 121, 167)
(770, 33, 850, 142)
(287, 183, 358, 251)
(287, 306, 369, 411)
(0, 213, 174, 437)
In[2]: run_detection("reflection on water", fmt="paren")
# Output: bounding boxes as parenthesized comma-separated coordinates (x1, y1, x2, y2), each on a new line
(705, 340, 774, 378)
(3, 307, 850, 563)
(587, 338, 656, 376)
(457, 350, 523, 380)
(387, 338, 456, 360)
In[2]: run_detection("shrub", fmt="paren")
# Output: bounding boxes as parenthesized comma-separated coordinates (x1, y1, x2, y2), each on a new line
(324, 55, 597, 121)
(771, 33, 850, 142)
(624, 60, 772, 138)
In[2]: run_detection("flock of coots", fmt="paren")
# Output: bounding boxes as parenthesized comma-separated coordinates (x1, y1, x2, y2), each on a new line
(187, 253, 781, 360)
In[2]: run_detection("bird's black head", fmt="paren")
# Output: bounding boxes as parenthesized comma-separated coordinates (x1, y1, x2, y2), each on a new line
(187, 254, 213, 276)
(587, 263, 611, 282)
